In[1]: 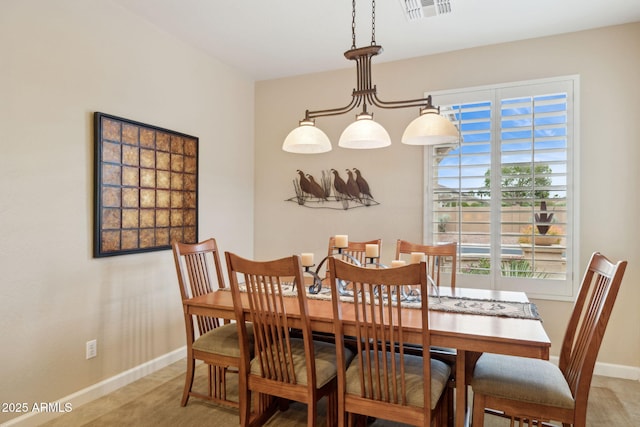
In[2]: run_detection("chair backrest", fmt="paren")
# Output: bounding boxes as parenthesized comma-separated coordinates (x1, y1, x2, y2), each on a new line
(328, 257, 433, 416)
(395, 240, 457, 289)
(326, 237, 382, 278)
(559, 252, 627, 415)
(225, 252, 316, 387)
(172, 238, 226, 335)
(328, 237, 382, 263)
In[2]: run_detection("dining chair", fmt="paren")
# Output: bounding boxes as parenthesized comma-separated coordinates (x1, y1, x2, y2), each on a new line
(172, 238, 253, 409)
(325, 237, 382, 282)
(395, 240, 457, 289)
(314, 237, 384, 347)
(328, 257, 452, 427)
(396, 240, 458, 425)
(470, 251, 628, 427)
(225, 252, 351, 427)
(328, 237, 382, 265)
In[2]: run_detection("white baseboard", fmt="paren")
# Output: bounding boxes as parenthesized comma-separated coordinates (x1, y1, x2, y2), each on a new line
(2, 347, 186, 427)
(593, 361, 640, 381)
(548, 355, 640, 381)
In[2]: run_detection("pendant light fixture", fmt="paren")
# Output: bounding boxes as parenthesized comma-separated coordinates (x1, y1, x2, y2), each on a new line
(282, 0, 459, 154)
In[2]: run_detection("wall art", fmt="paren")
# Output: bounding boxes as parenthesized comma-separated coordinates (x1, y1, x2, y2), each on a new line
(93, 112, 198, 257)
(286, 168, 379, 210)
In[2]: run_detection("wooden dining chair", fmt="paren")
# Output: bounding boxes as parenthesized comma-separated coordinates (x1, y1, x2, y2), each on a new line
(225, 252, 351, 427)
(325, 237, 382, 282)
(328, 237, 382, 265)
(328, 257, 452, 427)
(470, 251, 628, 427)
(395, 240, 457, 289)
(396, 239, 458, 425)
(172, 239, 253, 409)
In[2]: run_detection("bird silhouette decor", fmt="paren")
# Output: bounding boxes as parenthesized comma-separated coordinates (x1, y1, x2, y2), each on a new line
(288, 168, 379, 210)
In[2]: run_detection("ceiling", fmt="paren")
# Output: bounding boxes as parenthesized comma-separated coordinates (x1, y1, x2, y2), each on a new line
(113, 0, 640, 81)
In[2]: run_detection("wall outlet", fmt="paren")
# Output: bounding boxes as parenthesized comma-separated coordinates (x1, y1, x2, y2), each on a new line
(86, 339, 97, 359)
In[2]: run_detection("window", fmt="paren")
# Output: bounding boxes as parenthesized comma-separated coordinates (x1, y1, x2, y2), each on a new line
(425, 76, 579, 299)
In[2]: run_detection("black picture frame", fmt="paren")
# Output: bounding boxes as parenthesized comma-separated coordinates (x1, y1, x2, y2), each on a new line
(93, 112, 198, 257)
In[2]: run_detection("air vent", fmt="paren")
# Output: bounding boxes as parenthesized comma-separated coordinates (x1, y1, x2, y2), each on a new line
(400, 0, 452, 21)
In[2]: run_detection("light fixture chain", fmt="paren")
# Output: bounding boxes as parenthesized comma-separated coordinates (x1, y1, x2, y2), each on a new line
(371, 0, 376, 45)
(351, 0, 357, 49)
(352, 0, 376, 48)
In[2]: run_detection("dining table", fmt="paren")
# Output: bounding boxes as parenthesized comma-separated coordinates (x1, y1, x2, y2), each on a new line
(184, 285, 550, 427)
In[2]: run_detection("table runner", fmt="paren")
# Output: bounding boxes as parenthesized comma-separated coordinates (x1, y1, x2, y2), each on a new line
(223, 284, 540, 321)
(423, 295, 539, 320)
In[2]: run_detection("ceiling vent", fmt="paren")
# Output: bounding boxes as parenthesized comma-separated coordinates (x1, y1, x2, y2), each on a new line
(400, 0, 453, 21)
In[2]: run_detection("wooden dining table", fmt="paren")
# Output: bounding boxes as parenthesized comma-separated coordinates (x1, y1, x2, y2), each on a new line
(184, 286, 550, 427)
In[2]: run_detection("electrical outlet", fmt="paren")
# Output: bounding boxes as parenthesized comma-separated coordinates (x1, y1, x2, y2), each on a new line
(86, 339, 97, 359)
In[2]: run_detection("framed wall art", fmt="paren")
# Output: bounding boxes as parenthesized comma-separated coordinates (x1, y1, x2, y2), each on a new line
(93, 112, 198, 257)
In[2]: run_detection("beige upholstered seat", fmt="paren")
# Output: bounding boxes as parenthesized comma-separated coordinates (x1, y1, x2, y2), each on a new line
(226, 252, 352, 427)
(172, 238, 253, 409)
(471, 252, 627, 427)
(344, 350, 452, 410)
(473, 355, 575, 409)
(192, 323, 246, 358)
(328, 257, 452, 427)
(249, 338, 340, 388)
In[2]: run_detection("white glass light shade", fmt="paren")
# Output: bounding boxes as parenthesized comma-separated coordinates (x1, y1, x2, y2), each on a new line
(338, 114, 391, 149)
(401, 108, 459, 145)
(282, 120, 332, 153)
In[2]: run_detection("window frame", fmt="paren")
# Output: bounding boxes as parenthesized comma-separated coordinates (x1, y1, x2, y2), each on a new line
(423, 76, 580, 301)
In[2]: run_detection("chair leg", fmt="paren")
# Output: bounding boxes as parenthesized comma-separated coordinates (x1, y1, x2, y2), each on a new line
(238, 374, 251, 427)
(471, 392, 485, 427)
(439, 379, 454, 427)
(308, 398, 318, 427)
(326, 389, 338, 427)
(182, 357, 196, 406)
(336, 393, 346, 427)
(345, 412, 356, 427)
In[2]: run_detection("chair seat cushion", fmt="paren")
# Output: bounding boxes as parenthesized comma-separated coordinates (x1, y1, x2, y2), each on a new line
(193, 322, 254, 358)
(345, 351, 451, 410)
(471, 353, 575, 409)
(250, 338, 352, 389)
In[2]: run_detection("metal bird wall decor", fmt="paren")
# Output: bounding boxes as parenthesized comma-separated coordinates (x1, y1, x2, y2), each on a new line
(288, 168, 379, 210)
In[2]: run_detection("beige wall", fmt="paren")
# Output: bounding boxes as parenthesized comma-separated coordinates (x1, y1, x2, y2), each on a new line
(255, 24, 640, 372)
(1, 1, 638, 423)
(0, 0, 254, 423)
